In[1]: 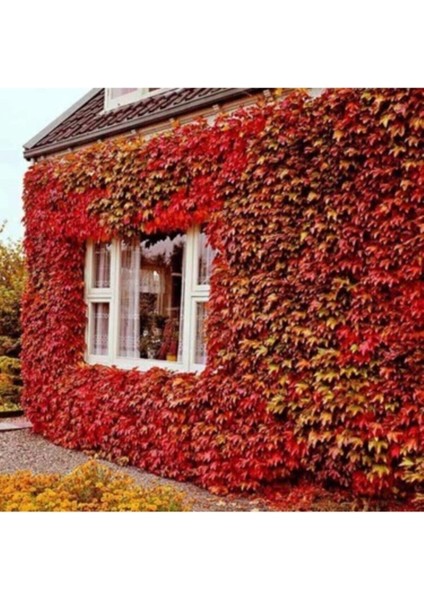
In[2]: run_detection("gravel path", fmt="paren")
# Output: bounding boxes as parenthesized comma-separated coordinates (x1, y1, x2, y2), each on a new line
(0, 427, 271, 511)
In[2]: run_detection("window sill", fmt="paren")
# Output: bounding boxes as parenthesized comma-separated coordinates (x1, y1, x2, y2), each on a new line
(85, 355, 205, 374)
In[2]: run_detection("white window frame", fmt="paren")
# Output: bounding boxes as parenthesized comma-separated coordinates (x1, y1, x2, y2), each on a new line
(84, 227, 212, 373)
(189, 227, 212, 369)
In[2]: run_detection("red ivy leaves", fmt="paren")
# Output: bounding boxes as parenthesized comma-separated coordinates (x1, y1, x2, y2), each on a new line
(21, 89, 424, 499)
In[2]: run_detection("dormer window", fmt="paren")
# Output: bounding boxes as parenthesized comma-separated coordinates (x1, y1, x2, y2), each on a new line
(104, 88, 159, 111)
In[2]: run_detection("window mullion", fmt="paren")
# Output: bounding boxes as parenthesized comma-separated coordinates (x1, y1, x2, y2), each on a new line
(190, 297, 208, 370)
(109, 240, 120, 361)
(182, 228, 196, 371)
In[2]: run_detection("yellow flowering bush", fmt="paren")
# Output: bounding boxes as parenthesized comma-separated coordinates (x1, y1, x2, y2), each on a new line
(0, 461, 190, 511)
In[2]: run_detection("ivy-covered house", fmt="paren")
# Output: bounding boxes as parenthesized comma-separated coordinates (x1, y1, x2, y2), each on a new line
(22, 88, 423, 497)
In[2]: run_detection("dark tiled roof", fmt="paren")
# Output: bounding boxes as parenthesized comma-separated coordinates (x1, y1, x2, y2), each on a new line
(24, 88, 262, 159)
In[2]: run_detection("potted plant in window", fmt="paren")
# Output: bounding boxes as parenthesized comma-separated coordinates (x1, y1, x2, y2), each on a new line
(157, 318, 179, 362)
(139, 313, 167, 359)
(167, 338, 178, 362)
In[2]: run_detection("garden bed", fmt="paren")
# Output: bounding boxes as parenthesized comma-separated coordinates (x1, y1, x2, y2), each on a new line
(0, 428, 421, 511)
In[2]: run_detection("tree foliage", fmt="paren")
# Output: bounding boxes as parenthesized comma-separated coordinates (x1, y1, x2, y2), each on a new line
(0, 224, 25, 410)
(0, 223, 25, 344)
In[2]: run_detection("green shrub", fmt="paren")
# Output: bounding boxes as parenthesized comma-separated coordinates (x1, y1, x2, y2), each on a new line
(0, 356, 21, 377)
(0, 335, 20, 357)
(0, 352, 22, 412)
(0, 226, 25, 341)
(0, 374, 21, 410)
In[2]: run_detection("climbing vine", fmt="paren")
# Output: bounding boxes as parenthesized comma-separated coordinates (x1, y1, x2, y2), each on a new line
(22, 89, 424, 498)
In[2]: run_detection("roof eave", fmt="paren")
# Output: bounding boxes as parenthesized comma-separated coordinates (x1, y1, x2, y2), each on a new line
(24, 88, 102, 151)
(24, 88, 263, 161)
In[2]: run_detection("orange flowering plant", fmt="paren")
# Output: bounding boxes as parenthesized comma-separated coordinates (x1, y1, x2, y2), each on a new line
(0, 461, 189, 511)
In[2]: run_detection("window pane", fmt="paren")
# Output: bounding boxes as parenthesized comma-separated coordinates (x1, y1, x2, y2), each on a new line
(90, 303, 109, 355)
(197, 227, 216, 285)
(109, 88, 137, 99)
(93, 243, 111, 288)
(194, 302, 207, 365)
(119, 233, 186, 361)
(119, 242, 140, 358)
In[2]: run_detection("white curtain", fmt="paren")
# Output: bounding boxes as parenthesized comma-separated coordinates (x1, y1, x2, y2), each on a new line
(110, 88, 137, 99)
(94, 243, 110, 288)
(119, 243, 140, 358)
(194, 302, 207, 364)
(198, 234, 216, 285)
(92, 303, 109, 355)
(177, 247, 186, 362)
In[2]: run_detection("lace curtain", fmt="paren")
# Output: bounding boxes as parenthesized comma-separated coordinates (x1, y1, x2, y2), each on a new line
(198, 233, 216, 285)
(93, 244, 111, 288)
(92, 303, 109, 355)
(194, 302, 207, 364)
(119, 243, 140, 358)
(177, 247, 186, 362)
